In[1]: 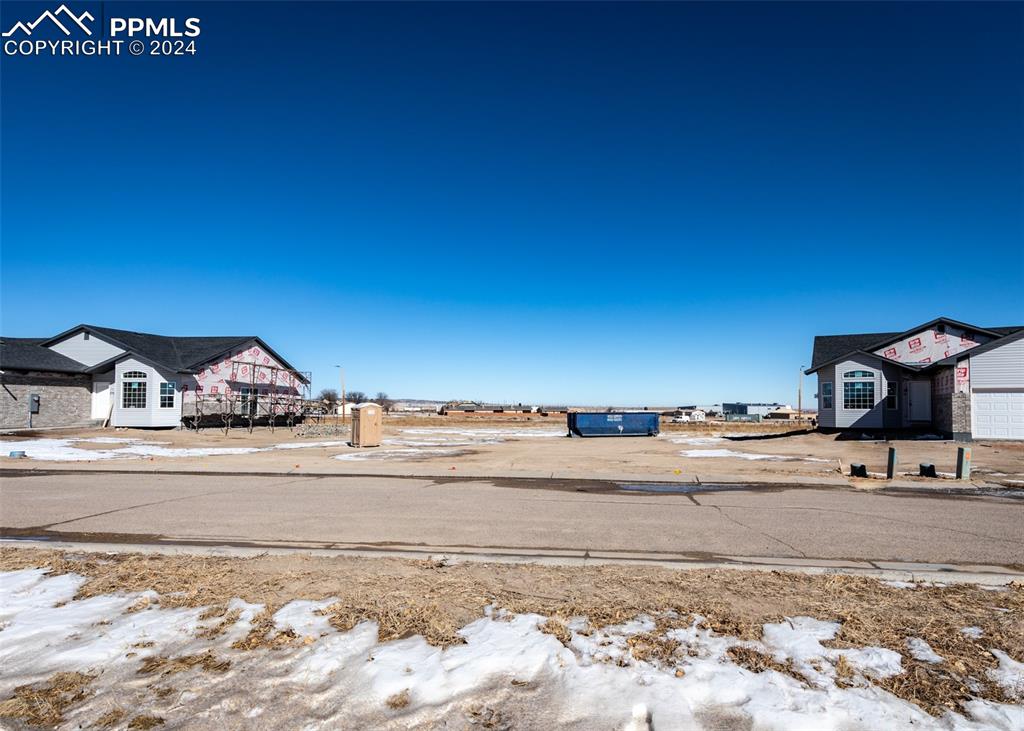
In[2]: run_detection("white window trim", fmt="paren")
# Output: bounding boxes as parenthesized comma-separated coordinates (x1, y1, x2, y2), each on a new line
(122, 372, 147, 409)
(843, 380, 875, 411)
(843, 370, 875, 379)
(821, 382, 833, 410)
(159, 382, 176, 409)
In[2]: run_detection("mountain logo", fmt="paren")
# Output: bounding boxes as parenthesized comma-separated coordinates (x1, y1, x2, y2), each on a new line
(3, 4, 94, 38)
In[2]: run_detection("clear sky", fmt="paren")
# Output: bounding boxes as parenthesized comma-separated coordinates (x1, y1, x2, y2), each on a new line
(2, 1, 1022, 405)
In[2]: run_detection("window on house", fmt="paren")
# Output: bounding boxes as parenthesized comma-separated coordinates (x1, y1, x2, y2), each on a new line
(844, 381, 875, 410)
(238, 387, 257, 416)
(821, 382, 833, 410)
(160, 382, 176, 408)
(843, 370, 875, 378)
(886, 382, 898, 409)
(84, 332, 90, 340)
(122, 372, 147, 409)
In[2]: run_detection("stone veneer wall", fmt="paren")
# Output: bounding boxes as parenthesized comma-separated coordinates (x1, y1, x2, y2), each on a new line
(0, 372, 92, 429)
(951, 391, 972, 442)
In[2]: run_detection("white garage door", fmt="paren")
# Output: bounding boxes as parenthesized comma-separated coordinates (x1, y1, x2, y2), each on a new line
(973, 391, 1024, 440)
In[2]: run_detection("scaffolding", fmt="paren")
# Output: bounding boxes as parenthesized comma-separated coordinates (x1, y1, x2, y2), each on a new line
(183, 360, 312, 434)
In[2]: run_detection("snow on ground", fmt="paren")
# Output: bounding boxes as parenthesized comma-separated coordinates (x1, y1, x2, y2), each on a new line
(680, 448, 829, 462)
(334, 448, 467, 461)
(0, 437, 274, 461)
(884, 581, 918, 590)
(332, 427, 567, 461)
(1, 428, 564, 463)
(0, 438, 131, 462)
(907, 638, 944, 664)
(990, 650, 1024, 701)
(272, 440, 350, 450)
(0, 569, 1021, 730)
(667, 436, 726, 445)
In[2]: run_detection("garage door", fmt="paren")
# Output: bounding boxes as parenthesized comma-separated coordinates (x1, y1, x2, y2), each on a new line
(973, 391, 1024, 440)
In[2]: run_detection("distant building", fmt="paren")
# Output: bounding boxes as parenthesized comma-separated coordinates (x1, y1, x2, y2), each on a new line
(723, 402, 784, 418)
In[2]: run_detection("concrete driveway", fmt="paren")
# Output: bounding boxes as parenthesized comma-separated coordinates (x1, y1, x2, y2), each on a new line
(1, 471, 1022, 568)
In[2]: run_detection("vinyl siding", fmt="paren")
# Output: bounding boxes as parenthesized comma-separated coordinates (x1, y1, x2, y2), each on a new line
(110, 357, 182, 427)
(970, 337, 1024, 390)
(815, 365, 836, 428)
(48, 331, 125, 367)
(833, 355, 904, 429)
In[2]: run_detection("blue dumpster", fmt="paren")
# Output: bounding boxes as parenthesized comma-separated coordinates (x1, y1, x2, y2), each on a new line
(567, 412, 660, 437)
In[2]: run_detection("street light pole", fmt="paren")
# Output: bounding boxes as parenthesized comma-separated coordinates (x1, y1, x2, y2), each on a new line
(798, 365, 804, 420)
(334, 364, 345, 425)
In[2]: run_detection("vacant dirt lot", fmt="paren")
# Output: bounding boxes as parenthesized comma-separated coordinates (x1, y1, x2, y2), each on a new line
(2, 417, 1022, 489)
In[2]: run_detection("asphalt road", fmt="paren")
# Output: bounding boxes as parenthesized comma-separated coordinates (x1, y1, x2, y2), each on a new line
(1, 471, 1022, 567)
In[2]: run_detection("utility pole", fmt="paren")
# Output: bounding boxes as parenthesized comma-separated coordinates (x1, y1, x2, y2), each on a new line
(798, 365, 804, 420)
(335, 364, 345, 425)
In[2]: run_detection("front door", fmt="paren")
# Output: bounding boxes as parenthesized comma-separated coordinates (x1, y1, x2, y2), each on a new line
(909, 381, 931, 422)
(91, 380, 113, 419)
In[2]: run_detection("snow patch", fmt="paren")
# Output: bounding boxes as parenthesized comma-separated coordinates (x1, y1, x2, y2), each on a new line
(680, 449, 828, 462)
(906, 638, 943, 664)
(668, 436, 725, 445)
(989, 650, 1024, 701)
(883, 581, 917, 590)
(272, 440, 350, 450)
(334, 448, 465, 461)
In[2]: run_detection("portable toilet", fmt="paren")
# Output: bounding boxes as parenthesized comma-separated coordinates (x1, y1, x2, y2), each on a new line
(350, 403, 383, 447)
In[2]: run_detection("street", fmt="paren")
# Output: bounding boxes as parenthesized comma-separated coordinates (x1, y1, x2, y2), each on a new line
(2, 470, 1022, 567)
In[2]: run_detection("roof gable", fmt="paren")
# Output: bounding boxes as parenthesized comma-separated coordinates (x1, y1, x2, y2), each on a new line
(0, 338, 89, 373)
(35, 324, 303, 378)
(807, 318, 1024, 374)
(870, 323, 994, 366)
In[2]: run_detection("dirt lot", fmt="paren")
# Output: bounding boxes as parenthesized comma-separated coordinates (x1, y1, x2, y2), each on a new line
(1, 416, 1022, 489)
(0, 547, 1021, 729)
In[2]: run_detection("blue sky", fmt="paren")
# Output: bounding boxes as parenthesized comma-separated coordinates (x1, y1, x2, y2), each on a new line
(2, 1, 1022, 405)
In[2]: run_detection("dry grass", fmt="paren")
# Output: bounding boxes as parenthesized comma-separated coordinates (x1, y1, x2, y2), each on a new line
(727, 645, 800, 679)
(321, 597, 464, 647)
(385, 689, 411, 709)
(822, 595, 1022, 714)
(1, 548, 1021, 719)
(128, 715, 165, 729)
(627, 631, 682, 664)
(230, 608, 299, 650)
(0, 671, 93, 727)
(833, 653, 855, 686)
(95, 707, 127, 727)
(138, 651, 231, 676)
(539, 618, 573, 646)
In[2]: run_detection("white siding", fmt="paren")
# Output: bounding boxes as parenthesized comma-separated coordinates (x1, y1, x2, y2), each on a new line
(970, 337, 1024, 389)
(815, 365, 836, 428)
(832, 355, 903, 429)
(49, 331, 124, 367)
(110, 357, 182, 428)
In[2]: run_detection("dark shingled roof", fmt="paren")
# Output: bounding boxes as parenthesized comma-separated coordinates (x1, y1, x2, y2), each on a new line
(84, 326, 254, 371)
(3, 325, 304, 380)
(808, 322, 1024, 372)
(0, 338, 88, 374)
(809, 332, 901, 371)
